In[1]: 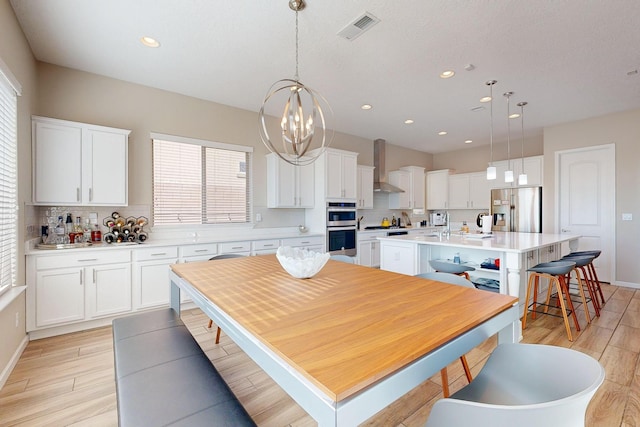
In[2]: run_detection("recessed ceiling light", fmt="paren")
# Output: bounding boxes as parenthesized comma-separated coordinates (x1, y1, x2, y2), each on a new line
(509, 113, 520, 119)
(361, 104, 372, 110)
(464, 139, 472, 144)
(141, 36, 160, 48)
(404, 119, 414, 124)
(440, 70, 455, 79)
(438, 131, 447, 136)
(480, 96, 492, 103)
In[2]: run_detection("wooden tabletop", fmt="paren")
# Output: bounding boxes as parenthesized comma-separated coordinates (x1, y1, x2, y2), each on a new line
(170, 255, 517, 402)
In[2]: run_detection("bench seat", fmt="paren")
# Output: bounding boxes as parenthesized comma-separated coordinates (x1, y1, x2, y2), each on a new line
(112, 309, 256, 427)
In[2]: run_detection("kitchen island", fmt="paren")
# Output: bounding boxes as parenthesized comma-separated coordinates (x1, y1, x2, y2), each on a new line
(379, 231, 581, 316)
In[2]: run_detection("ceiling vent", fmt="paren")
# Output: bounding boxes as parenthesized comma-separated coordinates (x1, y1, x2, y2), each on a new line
(337, 12, 380, 41)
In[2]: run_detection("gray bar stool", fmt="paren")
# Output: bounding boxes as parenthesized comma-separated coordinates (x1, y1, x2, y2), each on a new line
(559, 254, 600, 318)
(429, 259, 476, 280)
(522, 260, 579, 341)
(565, 250, 604, 307)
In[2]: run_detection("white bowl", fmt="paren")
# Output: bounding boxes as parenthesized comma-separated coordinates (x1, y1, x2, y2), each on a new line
(276, 246, 330, 279)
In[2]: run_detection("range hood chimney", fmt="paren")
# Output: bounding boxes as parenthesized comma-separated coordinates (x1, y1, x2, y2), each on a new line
(373, 139, 404, 193)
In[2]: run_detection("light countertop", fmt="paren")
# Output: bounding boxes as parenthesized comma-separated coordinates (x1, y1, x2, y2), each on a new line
(377, 231, 581, 253)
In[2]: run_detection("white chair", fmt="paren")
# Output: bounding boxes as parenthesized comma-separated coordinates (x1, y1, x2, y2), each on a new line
(425, 343, 605, 427)
(206, 253, 245, 343)
(330, 254, 355, 264)
(415, 272, 475, 397)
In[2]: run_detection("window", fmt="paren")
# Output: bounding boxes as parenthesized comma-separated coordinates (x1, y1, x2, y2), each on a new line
(0, 58, 20, 296)
(152, 133, 252, 225)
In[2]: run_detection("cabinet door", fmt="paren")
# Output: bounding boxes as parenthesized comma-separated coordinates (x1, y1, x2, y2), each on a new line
(448, 175, 470, 209)
(357, 166, 374, 209)
(87, 264, 132, 318)
(341, 154, 358, 199)
(389, 170, 411, 209)
(325, 151, 344, 198)
(133, 258, 178, 309)
(426, 170, 450, 210)
(267, 154, 296, 207)
(371, 240, 381, 268)
(410, 169, 425, 209)
(33, 120, 83, 204)
(469, 172, 491, 209)
(513, 156, 543, 187)
(86, 129, 128, 205)
(357, 241, 373, 266)
(35, 268, 84, 327)
(297, 161, 315, 207)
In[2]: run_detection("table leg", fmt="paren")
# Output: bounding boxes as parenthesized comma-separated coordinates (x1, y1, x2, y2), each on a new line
(170, 279, 181, 315)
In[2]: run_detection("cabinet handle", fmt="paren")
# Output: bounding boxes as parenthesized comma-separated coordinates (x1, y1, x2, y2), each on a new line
(89, 188, 93, 202)
(194, 249, 209, 253)
(263, 244, 274, 247)
(151, 253, 167, 256)
(93, 269, 96, 283)
(79, 273, 83, 285)
(231, 246, 244, 250)
(76, 187, 80, 202)
(300, 241, 310, 244)
(78, 258, 98, 262)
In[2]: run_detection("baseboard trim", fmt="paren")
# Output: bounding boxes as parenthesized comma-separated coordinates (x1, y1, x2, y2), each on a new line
(0, 334, 29, 389)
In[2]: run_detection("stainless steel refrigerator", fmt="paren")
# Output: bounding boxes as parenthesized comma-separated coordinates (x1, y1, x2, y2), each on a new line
(490, 186, 542, 233)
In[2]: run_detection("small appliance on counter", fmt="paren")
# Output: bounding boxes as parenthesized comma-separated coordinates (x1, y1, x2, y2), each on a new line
(430, 212, 446, 226)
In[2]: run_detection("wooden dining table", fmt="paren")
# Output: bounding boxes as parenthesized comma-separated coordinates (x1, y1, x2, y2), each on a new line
(169, 254, 519, 426)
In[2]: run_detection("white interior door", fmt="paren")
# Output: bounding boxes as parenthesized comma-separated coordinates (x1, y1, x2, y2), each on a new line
(556, 144, 615, 282)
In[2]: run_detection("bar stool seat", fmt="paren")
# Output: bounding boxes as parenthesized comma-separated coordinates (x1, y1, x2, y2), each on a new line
(523, 261, 579, 341)
(429, 259, 476, 280)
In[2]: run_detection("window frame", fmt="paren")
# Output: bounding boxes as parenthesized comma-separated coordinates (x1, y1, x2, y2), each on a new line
(150, 132, 254, 228)
(0, 56, 21, 297)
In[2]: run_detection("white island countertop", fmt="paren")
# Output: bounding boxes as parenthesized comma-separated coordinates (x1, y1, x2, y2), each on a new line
(377, 231, 581, 254)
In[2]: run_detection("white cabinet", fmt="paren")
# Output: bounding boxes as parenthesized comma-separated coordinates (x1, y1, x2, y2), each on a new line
(426, 169, 451, 210)
(282, 235, 324, 253)
(357, 232, 384, 267)
(317, 148, 358, 200)
(388, 170, 410, 209)
(219, 241, 252, 256)
(252, 239, 280, 255)
(266, 153, 314, 208)
(356, 165, 374, 209)
(179, 243, 218, 262)
(133, 246, 178, 310)
(32, 116, 130, 206)
(379, 240, 418, 276)
(448, 172, 491, 210)
(389, 166, 426, 210)
(27, 249, 132, 330)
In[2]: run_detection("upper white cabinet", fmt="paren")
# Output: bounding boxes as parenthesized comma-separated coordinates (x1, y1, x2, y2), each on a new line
(426, 169, 451, 210)
(310, 148, 358, 201)
(357, 165, 374, 209)
(389, 166, 425, 210)
(448, 172, 491, 210)
(266, 153, 314, 208)
(32, 116, 130, 206)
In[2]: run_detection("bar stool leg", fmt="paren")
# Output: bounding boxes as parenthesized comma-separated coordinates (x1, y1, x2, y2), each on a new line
(559, 275, 581, 332)
(572, 267, 591, 324)
(207, 319, 222, 344)
(523, 274, 536, 328)
(553, 275, 574, 341)
(588, 262, 606, 306)
(579, 265, 600, 317)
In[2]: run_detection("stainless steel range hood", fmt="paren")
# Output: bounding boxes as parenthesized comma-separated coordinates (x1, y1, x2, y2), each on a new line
(373, 139, 404, 193)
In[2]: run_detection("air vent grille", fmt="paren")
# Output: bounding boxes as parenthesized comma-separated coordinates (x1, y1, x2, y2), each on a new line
(337, 12, 380, 41)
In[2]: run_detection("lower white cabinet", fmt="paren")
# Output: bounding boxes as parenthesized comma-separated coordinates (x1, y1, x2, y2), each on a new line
(28, 249, 132, 331)
(282, 236, 324, 253)
(132, 246, 178, 310)
(357, 232, 385, 267)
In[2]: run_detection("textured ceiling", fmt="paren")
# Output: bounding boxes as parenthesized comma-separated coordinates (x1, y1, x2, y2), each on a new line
(10, 0, 640, 153)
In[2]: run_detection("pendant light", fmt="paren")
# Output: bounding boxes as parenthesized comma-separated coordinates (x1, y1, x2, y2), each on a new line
(258, 0, 332, 166)
(517, 101, 528, 185)
(503, 91, 514, 183)
(486, 80, 497, 180)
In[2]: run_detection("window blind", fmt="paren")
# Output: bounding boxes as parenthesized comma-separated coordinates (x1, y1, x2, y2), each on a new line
(152, 135, 252, 225)
(0, 72, 18, 295)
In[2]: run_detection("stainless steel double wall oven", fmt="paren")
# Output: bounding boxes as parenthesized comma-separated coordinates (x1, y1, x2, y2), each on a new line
(326, 202, 357, 256)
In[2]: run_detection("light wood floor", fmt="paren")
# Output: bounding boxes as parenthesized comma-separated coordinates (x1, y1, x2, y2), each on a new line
(1, 282, 638, 426)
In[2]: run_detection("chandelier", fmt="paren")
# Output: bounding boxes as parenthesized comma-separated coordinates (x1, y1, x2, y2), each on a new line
(258, 0, 332, 166)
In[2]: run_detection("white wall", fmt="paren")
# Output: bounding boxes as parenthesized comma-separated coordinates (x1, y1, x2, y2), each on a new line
(543, 109, 640, 284)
